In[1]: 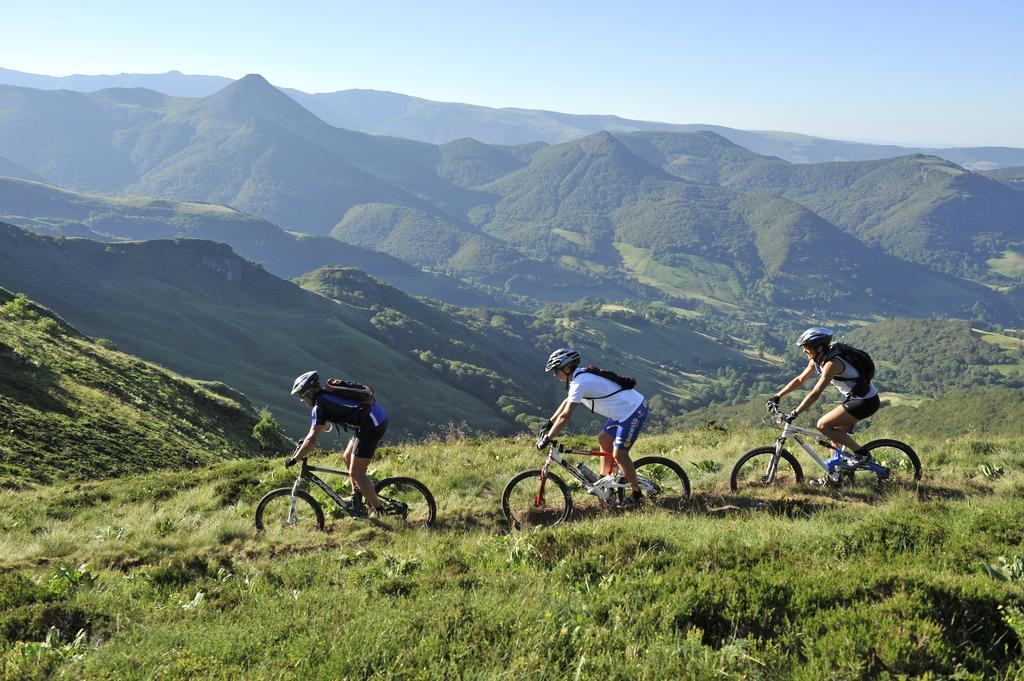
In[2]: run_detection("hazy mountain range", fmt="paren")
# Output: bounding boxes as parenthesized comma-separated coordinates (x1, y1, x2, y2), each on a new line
(2, 70, 1024, 438)
(2, 66, 1022, 168)
(1, 74, 1021, 321)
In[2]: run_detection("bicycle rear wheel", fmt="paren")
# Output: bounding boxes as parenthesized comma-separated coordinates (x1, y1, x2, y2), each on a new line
(619, 456, 690, 509)
(729, 446, 804, 493)
(254, 488, 325, 532)
(501, 470, 573, 530)
(847, 439, 922, 486)
(373, 476, 437, 528)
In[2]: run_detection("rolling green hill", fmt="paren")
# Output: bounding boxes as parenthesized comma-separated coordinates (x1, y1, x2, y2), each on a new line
(469, 132, 1019, 321)
(0, 177, 501, 308)
(624, 132, 1024, 281)
(297, 268, 776, 420)
(0, 223, 782, 437)
(0, 223, 521, 437)
(330, 203, 632, 300)
(0, 288, 271, 487)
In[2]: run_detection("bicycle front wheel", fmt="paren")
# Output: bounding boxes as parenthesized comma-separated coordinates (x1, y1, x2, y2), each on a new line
(620, 456, 690, 509)
(501, 470, 573, 530)
(730, 446, 803, 493)
(374, 476, 437, 528)
(254, 488, 325, 532)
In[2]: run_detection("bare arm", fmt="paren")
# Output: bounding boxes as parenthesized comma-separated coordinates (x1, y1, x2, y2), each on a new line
(289, 423, 327, 463)
(545, 398, 577, 440)
(774, 359, 817, 400)
(792, 360, 842, 417)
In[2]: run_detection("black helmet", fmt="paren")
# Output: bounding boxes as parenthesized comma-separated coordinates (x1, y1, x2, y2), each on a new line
(291, 370, 320, 395)
(795, 327, 833, 348)
(545, 348, 581, 373)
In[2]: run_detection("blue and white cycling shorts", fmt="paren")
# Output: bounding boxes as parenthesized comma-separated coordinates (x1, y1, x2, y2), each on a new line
(602, 401, 649, 451)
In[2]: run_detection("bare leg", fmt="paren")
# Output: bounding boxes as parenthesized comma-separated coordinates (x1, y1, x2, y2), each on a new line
(615, 447, 640, 493)
(343, 437, 355, 470)
(349, 455, 381, 510)
(817, 406, 860, 451)
(598, 431, 615, 476)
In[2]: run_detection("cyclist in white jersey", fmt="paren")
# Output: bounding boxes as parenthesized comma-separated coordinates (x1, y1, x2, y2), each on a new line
(538, 348, 650, 506)
(769, 328, 880, 471)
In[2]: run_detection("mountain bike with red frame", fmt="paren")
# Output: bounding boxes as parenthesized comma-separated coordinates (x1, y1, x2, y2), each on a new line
(500, 436, 690, 529)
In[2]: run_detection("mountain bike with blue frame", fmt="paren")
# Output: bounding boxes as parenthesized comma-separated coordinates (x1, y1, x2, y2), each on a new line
(501, 435, 690, 529)
(729, 402, 921, 493)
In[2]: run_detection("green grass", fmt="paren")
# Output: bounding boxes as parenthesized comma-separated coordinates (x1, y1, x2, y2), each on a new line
(614, 242, 743, 309)
(988, 251, 1024, 279)
(4, 425, 1024, 679)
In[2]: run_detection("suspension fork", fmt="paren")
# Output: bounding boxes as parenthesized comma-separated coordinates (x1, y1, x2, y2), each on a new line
(535, 450, 557, 507)
(288, 474, 305, 524)
(762, 434, 786, 485)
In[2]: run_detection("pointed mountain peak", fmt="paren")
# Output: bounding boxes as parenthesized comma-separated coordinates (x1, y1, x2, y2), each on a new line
(196, 73, 321, 125)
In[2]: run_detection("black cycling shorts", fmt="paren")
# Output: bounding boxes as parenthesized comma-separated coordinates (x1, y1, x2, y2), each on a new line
(842, 394, 880, 420)
(352, 420, 388, 459)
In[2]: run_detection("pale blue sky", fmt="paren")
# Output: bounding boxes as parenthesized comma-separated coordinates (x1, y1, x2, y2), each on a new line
(3, 0, 1021, 146)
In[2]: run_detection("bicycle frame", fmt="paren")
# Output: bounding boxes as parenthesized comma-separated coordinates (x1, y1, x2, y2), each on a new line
(537, 443, 634, 504)
(287, 460, 356, 522)
(766, 419, 890, 484)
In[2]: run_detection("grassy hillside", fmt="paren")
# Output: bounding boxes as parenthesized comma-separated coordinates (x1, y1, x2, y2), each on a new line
(330, 203, 633, 300)
(0, 225, 778, 439)
(0, 224, 521, 437)
(3, 424, 1024, 678)
(0, 288, 271, 487)
(296, 267, 776, 425)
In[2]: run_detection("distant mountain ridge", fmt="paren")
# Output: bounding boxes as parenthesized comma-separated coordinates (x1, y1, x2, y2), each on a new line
(1, 66, 1021, 168)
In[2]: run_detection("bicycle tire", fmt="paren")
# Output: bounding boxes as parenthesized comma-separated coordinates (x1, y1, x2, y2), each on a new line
(729, 446, 804, 492)
(373, 476, 437, 527)
(853, 438, 922, 485)
(501, 469, 573, 530)
(254, 488, 325, 532)
(618, 456, 691, 508)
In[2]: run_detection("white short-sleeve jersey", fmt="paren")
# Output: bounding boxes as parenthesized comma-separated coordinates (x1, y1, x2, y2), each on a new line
(566, 368, 645, 421)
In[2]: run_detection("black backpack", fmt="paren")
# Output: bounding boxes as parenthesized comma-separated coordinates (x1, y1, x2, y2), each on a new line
(577, 365, 637, 411)
(324, 378, 375, 404)
(320, 378, 375, 427)
(821, 343, 875, 397)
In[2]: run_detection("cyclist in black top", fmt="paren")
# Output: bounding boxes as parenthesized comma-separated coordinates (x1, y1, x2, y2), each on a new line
(286, 371, 389, 514)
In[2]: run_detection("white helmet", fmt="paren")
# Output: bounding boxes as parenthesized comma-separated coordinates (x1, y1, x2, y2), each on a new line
(795, 327, 833, 348)
(545, 348, 581, 373)
(291, 370, 320, 395)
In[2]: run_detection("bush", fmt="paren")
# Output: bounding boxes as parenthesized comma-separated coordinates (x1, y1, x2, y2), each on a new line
(251, 409, 285, 454)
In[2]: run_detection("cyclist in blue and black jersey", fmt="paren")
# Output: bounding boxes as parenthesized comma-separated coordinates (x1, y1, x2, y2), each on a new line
(538, 348, 650, 507)
(286, 370, 389, 514)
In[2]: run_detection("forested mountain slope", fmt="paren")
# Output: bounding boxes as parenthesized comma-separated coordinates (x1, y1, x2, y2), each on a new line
(0, 177, 501, 307)
(622, 132, 1024, 281)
